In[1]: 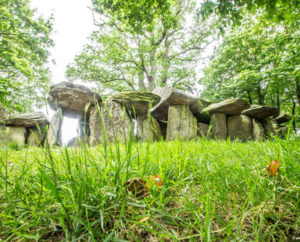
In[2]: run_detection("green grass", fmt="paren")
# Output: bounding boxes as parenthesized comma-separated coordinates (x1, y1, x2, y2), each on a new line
(0, 138, 299, 241)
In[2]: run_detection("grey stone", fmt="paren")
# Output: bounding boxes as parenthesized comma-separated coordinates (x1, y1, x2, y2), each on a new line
(241, 105, 279, 120)
(274, 113, 292, 124)
(67, 136, 88, 147)
(197, 123, 209, 137)
(4, 112, 49, 127)
(166, 105, 197, 141)
(137, 115, 161, 142)
(0, 127, 26, 146)
(210, 113, 227, 139)
(252, 118, 265, 141)
(111, 91, 161, 117)
(48, 82, 102, 117)
(27, 126, 47, 146)
(201, 98, 249, 116)
(151, 87, 210, 122)
(47, 109, 63, 146)
(89, 101, 132, 145)
(278, 126, 288, 138)
(263, 118, 280, 137)
(227, 115, 252, 141)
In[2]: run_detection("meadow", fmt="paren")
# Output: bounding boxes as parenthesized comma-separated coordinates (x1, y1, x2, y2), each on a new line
(0, 137, 299, 241)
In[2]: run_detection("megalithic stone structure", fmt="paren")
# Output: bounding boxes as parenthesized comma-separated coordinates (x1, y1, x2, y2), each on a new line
(47, 108, 63, 146)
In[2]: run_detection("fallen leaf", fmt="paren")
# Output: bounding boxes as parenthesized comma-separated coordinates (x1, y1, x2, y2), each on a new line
(265, 160, 280, 176)
(125, 177, 149, 198)
(147, 174, 163, 189)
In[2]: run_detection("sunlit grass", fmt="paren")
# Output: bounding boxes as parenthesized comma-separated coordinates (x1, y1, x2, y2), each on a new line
(0, 138, 299, 241)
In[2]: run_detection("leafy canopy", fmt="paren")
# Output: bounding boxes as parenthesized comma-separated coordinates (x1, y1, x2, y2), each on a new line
(0, 0, 53, 112)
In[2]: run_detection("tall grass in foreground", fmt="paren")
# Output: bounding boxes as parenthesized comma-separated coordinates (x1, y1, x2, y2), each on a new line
(0, 138, 299, 241)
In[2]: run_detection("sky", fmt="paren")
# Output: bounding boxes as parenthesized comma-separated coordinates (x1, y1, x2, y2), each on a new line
(30, 0, 97, 143)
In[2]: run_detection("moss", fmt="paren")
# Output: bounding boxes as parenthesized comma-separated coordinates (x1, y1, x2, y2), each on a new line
(111, 91, 161, 107)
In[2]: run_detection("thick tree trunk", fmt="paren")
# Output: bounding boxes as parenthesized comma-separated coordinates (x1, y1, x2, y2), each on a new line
(138, 69, 146, 90)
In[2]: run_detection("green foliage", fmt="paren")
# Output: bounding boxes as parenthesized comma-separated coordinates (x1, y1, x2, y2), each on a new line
(0, 138, 299, 240)
(67, 0, 219, 93)
(200, 16, 300, 114)
(0, 0, 53, 112)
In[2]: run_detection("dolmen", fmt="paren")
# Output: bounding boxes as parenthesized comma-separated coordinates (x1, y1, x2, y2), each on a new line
(0, 82, 293, 147)
(0, 112, 49, 146)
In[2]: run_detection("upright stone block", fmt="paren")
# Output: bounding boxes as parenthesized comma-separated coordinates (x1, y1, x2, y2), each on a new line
(263, 118, 280, 137)
(89, 101, 132, 145)
(166, 105, 197, 141)
(137, 115, 161, 142)
(197, 123, 209, 137)
(47, 108, 63, 146)
(252, 118, 265, 141)
(210, 113, 227, 139)
(227, 115, 252, 141)
(0, 127, 26, 146)
(28, 126, 47, 146)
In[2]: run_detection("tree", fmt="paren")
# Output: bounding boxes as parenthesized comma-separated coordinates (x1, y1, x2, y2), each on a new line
(0, 0, 53, 112)
(200, 16, 300, 114)
(66, 0, 219, 94)
(90, 0, 299, 30)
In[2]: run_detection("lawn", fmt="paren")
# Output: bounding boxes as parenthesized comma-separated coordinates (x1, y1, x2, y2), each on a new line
(0, 138, 299, 241)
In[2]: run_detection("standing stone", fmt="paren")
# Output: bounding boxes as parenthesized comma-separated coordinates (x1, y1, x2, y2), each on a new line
(197, 123, 209, 137)
(263, 118, 280, 137)
(0, 127, 26, 146)
(227, 115, 252, 141)
(47, 108, 63, 146)
(28, 126, 47, 146)
(210, 113, 227, 139)
(89, 101, 132, 145)
(252, 118, 265, 141)
(166, 105, 197, 141)
(137, 115, 161, 142)
(278, 126, 288, 138)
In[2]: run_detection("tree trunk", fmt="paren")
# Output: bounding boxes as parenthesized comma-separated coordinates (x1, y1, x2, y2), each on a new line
(276, 90, 280, 112)
(295, 77, 300, 107)
(138, 69, 146, 90)
(247, 91, 252, 104)
(292, 100, 296, 134)
(257, 86, 264, 105)
(148, 76, 155, 92)
(148, 48, 157, 91)
(161, 35, 170, 85)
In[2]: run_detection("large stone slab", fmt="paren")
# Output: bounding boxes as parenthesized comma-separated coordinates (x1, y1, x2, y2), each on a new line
(197, 123, 209, 137)
(274, 113, 292, 124)
(252, 118, 265, 141)
(27, 126, 47, 146)
(89, 101, 132, 145)
(210, 113, 227, 139)
(227, 115, 252, 141)
(166, 105, 197, 141)
(241, 105, 279, 120)
(201, 98, 249, 116)
(263, 118, 279, 137)
(111, 91, 161, 117)
(48, 82, 102, 117)
(0, 127, 26, 146)
(4, 112, 49, 127)
(137, 115, 161, 142)
(151, 87, 210, 122)
(47, 109, 63, 146)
